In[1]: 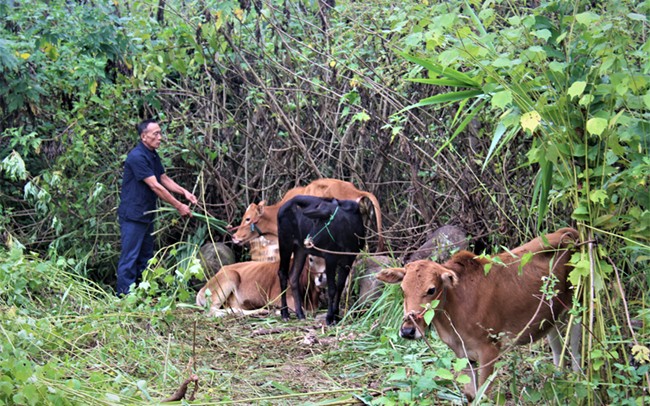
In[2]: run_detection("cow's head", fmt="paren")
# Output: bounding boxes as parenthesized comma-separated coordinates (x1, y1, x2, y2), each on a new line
(376, 260, 458, 339)
(232, 201, 267, 245)
(307, 255, 326, 284)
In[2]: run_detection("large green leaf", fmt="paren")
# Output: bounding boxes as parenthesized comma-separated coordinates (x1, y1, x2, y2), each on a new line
(398, 51, 481, 88)
(408, 89, 484, 109)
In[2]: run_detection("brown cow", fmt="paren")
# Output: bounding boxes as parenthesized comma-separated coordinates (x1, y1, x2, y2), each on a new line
(376, 228, 581, 401)
(196, 256, 325, 317)
(232, 179, 384, 251)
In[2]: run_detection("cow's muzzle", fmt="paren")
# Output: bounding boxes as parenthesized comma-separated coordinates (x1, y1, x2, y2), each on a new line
(400, 310, 426, 339)
(400, 324, 420, 339)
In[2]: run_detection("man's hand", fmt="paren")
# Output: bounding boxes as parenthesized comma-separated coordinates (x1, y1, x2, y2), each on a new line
(184, 190, 198, 205)
(177, 203, 192, 217)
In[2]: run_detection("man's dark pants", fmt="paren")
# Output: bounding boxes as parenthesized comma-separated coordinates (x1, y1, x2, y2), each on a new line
(117, 219, 154, 295)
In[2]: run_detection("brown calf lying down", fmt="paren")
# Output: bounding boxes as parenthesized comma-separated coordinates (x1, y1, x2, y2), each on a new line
(196, 257, 325, 317)
(376, 228, 581, 401)
(232, 178, 384, 251)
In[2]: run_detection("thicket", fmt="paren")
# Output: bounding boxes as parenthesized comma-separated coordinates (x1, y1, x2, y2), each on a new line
(0, 0, 648, 404)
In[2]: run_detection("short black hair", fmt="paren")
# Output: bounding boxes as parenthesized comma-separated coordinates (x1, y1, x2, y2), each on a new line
(136, 119, 158, 136)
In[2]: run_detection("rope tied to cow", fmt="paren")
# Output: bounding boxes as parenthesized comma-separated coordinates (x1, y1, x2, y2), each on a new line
(250, 222, 265, 237)
(304, 206, 339, 247)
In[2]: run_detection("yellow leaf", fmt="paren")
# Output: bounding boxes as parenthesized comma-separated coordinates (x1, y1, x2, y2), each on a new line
(17, 52, 30, 60)
(214, 11, 223, 30)
(632, 344, 650, 364)
(520, 111, 541, 133)
(329, 60, 337, 68)
(234, 8, 244, 21)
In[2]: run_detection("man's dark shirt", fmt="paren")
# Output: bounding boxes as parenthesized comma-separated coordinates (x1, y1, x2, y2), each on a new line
(118, 141, 165, 223)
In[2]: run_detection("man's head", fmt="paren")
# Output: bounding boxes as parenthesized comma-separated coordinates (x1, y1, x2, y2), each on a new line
(137, 119, 162, 150)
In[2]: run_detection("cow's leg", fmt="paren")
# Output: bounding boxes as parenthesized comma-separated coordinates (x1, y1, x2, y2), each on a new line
(324, 257, 339, 325)
(278, 246, 293, 321)
(547, 322, 582, 372)
(208, 276, 238, 317)
(290, 250, 308, 320)
(547, 327, 563, 366)
(462, 360, 479, 403)
(569, 322, 582, 372)
(327, 258, 354, 325)
(471, 344, 500, 401)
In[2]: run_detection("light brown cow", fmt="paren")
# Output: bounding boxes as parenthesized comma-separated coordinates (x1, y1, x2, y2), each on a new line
(231, 178, 384, 251)
(196, 256, 325, 317)
(376, 228, 581, 401)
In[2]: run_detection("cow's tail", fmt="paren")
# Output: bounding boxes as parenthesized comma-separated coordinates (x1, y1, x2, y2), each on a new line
(359, 192, 384, 252)
(549, 227, 580, 249)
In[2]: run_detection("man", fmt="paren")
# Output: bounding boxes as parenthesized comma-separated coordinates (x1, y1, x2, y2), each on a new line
(116, 119, 198, 295)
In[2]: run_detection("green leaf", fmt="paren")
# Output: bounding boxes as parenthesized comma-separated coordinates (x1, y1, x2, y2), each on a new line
(548, 61, 566, 72)
(589, 189, 608, 206)
(399, 52, 480, 88)
(571, 204, 590, 220)
(569, 257, 590, 286)
(535, 159, 553, 228)
(413, 89, 484, 108)
(492, 57, 513, 68)
(627, 13, 647, 22)
(433, 98, 488, 159)
(270, 381, 296, 394)
(586, 117, 608, 136)
(423, 308, 435, 325)
(404, 32, 423, 47)
(575, 12, 600, 26)
(435, 368, 455, 380)
(352, 111, 370, 122)
(483, 262, 492, 275)
(482, 122, 516, 170)
(567, 81, 587, 99)
(579, 94, 594, 106)
(491, 90, 512, 110)
(532, 29, 552, 42)
(520, 251, 534, 270)
(456, 374, 472, 384)
(389, 367, 407, 381)
(408, 77, 469, 87)
(453, 358, 469, 371)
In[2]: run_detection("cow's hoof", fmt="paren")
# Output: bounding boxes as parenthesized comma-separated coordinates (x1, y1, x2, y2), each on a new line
(325, 316, 339, 326)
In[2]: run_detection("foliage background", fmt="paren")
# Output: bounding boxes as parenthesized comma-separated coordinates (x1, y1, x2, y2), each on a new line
(0, 0, 648, 404)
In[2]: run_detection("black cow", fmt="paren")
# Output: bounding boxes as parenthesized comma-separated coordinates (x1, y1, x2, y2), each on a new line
(277, 195, 365, 325)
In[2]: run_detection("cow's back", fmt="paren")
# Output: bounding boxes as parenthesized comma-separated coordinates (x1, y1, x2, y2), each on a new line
(443, 228, 577, 344)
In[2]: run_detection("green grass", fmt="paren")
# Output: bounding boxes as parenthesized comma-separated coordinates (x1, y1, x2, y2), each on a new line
(2, 248, 648, 405)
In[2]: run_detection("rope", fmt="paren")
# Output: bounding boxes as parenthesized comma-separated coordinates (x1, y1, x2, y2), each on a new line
(305, 206, 339, 243)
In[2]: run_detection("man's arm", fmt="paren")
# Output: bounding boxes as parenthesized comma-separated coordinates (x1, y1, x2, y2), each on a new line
(143, 176, 193, 217)
(160, 174, 198, 205)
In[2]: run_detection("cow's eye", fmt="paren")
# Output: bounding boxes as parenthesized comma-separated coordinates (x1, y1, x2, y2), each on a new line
(426, 287, 436, 296)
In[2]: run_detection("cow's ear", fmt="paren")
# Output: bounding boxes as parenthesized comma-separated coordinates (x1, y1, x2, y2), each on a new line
(376, 268, 405, 284)
(441, 271, 459, 288)
(444, 250, 478, 274)
(257, 201, 267, 215)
